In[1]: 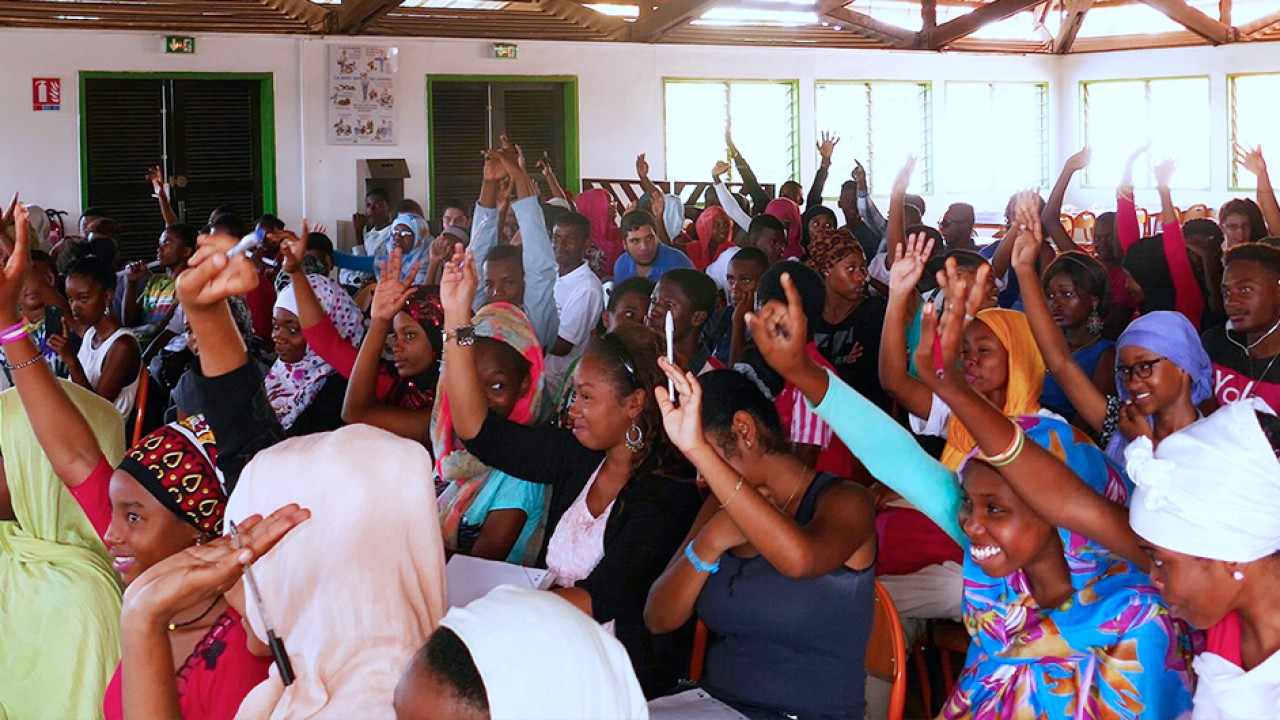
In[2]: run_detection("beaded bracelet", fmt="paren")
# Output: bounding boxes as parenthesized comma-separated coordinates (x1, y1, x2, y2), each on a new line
(2, 354, 43, 372)
(684, 541, 720, 574)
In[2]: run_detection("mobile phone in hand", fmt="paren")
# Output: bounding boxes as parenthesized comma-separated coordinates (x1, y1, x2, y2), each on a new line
(44, 305, 64, 339)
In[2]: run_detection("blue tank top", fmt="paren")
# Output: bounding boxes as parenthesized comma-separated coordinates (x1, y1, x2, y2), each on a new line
(697, 472, 875, 720)
(1040, 338, 1115, 418)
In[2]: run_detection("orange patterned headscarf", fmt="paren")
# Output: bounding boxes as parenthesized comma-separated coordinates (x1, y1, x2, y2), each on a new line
(807, 227, 862, 275)
(941, 309, 1046, 469)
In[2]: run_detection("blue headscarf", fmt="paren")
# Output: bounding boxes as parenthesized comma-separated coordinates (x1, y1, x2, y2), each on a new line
(951, 415, 1194, 720)
(376, 212, 431, 285)
(1115, 311, 1214, 405)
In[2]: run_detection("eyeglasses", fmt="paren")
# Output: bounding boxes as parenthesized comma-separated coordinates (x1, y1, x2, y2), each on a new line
(1115, 358, 1164, 382)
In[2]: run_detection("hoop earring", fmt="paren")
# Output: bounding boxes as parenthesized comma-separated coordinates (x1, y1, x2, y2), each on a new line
(1086, 307, 1103, 336)
(624, 422, 645, 454)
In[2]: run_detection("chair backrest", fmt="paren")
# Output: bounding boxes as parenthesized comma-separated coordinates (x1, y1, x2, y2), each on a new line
(1134, 207, 1151, 236)
(1183, 203, 1211, 221)
(1073, 211, 1096, 243)
(132, 366, 150, 446)
(1058, 214, 1075, 237)
(686, 579, 907, 720)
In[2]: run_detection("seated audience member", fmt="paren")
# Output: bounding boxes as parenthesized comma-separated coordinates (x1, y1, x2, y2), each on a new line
(166, 296, 263, 423)
(441, 198, 472, 233)
(304, 230, 336, 277)
(647, 268, 718, 373)
(613, 210, 694, 283)
(547, 211, 605, 400)
(686, 206, 734, 271)
(0, 206, 125, 718)
(576, 188, 624, 277)
(1219, 197, 1269, 250)
(395, 586, 648, 720)
(800, 205, 836, 256)
(50, 254, 142, 418)
(471, 141, 560, 349)
(764, 197, 804, 260)
(375, 211, 432, 285)
(0, 249, 71, 390)
(1202, 243, 1280, 411)
(705, 247, 767, 365)
(809, 227, 890, 412)
(268, 271, 364, 436)
(937, 202, 976, 252)
(441, 245, 701, 696)
(432, 294, 548, 564)
(356, 187, 395, 257)
(1009, 197, 1213, 466)
(122, 224, 196, 352)
(748, 264, 1196, 719)
(704, 214, 785, 298)
(646, 368, 877, 720)
(1036, 252, 1116, 419)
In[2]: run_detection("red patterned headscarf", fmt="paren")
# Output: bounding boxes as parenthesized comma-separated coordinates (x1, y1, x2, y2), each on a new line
(117, 414, 226, 536)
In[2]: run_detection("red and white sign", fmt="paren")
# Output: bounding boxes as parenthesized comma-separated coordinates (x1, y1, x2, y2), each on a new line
(32, 78, 61, 111)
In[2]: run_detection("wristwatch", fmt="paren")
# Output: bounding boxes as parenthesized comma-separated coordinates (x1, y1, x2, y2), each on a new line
(443, 324, 476, 347)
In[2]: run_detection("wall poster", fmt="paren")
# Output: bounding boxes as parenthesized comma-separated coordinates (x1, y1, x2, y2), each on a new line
(328, 45, 397, 145)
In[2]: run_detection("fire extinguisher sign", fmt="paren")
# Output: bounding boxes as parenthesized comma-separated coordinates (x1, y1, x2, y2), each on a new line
(32, 78, 61, 111)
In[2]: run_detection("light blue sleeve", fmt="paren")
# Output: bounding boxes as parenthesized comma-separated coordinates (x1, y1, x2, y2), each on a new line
(512, 196, 560, 349)
(471, 203, 500, 313)
(464, 470, 547, 564)
(809, 368, 965, 545)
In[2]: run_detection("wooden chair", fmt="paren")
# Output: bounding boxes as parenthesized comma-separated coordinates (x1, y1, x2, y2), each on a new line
(1182, 203, 1211, 221)
(910, 618, 970, 716)
(132, 366, 150, 446)
(687, 579, 908, 720)
(1073, 211, 1096, 244)
(1133, 207, 1151, 237)
(1058, 214, 1074, 239)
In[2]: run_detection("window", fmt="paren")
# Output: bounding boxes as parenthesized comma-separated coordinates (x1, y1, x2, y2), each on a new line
(1081, 77, 1210, 189)
(1230, 73, 1280, 190)
(663, 79, 799, 186)
(945, 82, 1048, 193)
(814, 81, 932, 196)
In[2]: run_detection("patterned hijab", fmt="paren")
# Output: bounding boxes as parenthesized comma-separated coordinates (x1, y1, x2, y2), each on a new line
(807, 227, 861, 275)
(265, 274, 365, 429)
(117, 414, 226, 534)
(941, 309, 1046, 469)
(430, 303, 545, 550)
(377, 212, 431, 285)
(948, 415, 1194, 719)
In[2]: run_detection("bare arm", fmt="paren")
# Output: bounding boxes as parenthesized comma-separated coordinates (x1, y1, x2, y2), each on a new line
(92, 334, 142, 404)
(147, 166, 180, 228)
(539, 152, 572, 205)
(885, 156, 914, 268)
(1237, 145, 1280, 237)
(878, 231, 936, 419)
(1042, 148, 1090, 253)
(439, 246, 488, 442)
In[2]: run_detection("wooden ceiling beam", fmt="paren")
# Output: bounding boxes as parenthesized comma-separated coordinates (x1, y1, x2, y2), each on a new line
(1053, 0, 1093, 52)
(623, 0, 734, 42)
(921, 0, 1043, 48)
(537, 0, 627, 36)
(1135, 0, 1234, 44)
(921, 0, 936, 30)
(334, 0, 405, 33)
(1239, 9, 1280, 37)
(257, 0, 331, 28)
(818, 0, 917, 46)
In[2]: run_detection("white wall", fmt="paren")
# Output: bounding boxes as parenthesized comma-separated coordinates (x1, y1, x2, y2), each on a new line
(1056, 42, 1280, 214)
(0, 27, 1060, 239)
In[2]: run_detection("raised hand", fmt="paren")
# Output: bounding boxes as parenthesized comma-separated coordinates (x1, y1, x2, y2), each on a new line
(1236, 144, 1266, 178)
(273, 228, 307, 275)
(887, 231, 935, 298)
(1064, 147, 1092, 173)
(428, 232, 454, 264)
(817, 131, 839, 166)
(1118, 401, 1154, 443)
(914, 258, 990, 390)
(439, 243, 478, 324)
(636, 153, 651, 180)
(891, 155, 915, 196)
(121, 505, 310, 625)
(712, 160, 732, 180)
(481, 149, 508, 183)
(371, 246, 420, 322)
(125, 261, 149, 284)
(852, 160, 867, 188)
(0, 202, 32, 322)
(175, 233, 259, 311)
(654, 356, 707, 455)
(650, 191, 666, 223)
(310, 222, 328, 236)
(1010, 191, 1043, 271)
(1153, 158, 1176, 188)
(2, 192, 19, 226)
(745, 272, 808, 378)
(145, 166, 166, 196)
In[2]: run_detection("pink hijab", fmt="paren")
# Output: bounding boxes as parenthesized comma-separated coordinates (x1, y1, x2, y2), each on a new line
(765, 197, 803, 259)
(576, 189, 624, 273)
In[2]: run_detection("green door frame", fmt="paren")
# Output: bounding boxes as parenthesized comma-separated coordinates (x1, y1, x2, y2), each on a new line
(78, 71, 277, 215)
(426, 75, 579, 217)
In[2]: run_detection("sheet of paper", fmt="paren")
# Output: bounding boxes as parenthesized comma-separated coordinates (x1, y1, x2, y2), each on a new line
(445, 554, 557, 609)
(648, 689, 750, 719)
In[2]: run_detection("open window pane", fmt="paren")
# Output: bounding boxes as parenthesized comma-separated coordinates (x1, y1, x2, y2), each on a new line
(816, 81, 932, 196)
(1231, 74, 1280, 189)
(663, 79, 798, 187)
(664, 81, 728, 184)
(946, 82, 1048, 193)
(1082, 77, 1209, 189)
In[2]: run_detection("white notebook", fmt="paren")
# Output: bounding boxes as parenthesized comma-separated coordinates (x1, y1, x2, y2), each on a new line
(445, 554, 558, 609)
(648, 689, 750, 719)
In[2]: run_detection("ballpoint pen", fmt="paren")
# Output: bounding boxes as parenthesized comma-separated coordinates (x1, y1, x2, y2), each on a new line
(228, 519, 296, 686)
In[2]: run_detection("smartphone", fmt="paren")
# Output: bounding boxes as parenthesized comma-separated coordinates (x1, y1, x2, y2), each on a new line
(44, 305, 64, 339)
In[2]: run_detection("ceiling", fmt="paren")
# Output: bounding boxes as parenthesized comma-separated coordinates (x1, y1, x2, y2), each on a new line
(1, 0, 1277, 54)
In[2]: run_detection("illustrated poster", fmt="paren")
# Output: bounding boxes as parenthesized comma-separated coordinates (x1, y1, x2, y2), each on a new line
(328, 45, 396, 145)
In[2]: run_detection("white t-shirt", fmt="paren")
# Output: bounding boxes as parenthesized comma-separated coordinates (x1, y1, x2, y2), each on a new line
(704, 245, 741, 299)
(546, 263, 605, 400)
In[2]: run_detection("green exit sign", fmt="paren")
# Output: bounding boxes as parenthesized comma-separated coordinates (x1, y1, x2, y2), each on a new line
(492, 43, 517, 59)
(165, 36, 196, 54)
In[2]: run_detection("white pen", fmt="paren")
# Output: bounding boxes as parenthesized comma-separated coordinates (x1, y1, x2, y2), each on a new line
(226, 229, 264, 259)
(664, 310, 675, 398)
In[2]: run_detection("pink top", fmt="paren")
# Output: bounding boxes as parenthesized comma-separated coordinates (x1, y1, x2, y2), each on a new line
(1205, 611, 1243, 667)
(1117, 193, 1204, 328)
(302, 314, 396, 400)
(104, 607, 271, 720)
(69, 455, 113, 540)
(546, 465, 614, 587)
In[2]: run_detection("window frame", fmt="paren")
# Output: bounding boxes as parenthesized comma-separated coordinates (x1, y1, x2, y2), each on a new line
(1079, 75, 1212, 191)
(943, 80, 1049, 193)
(661, 77, 801, 185)
(813, 79, 934, 196)
(1228, 72, 1280, 192)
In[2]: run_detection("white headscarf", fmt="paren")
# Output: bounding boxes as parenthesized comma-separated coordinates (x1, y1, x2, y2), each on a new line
(227, 425, 447, 719)
(1126, 397, 1280, 563)
(440, 586, 649, 720)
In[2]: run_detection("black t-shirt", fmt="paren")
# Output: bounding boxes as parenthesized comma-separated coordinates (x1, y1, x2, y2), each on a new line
(813, 295, 891, 412)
